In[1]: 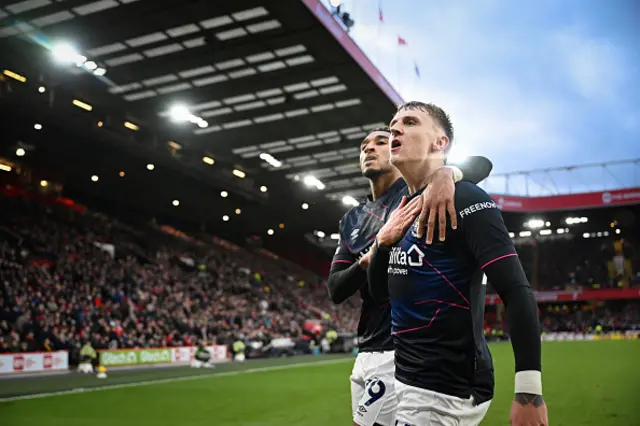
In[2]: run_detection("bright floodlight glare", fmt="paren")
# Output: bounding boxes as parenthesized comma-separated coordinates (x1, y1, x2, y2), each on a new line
(40, 180, 48, 187)
(146, 164, 155, 171)
(316, 231, 326, 238)
(172, 200, 180, 207)
(34, 123, 42, 130)
(202, 156, 214, 165)
(94, 68, 106, 76)
(221, 191, 228, 198)
(84, 61, 97, 70)
(526, 219, 545, 229)
(446, 147, 470, 165)
(91, 175, 99, 182)
(301, 203, 309, 210)
(235, 208, 241, 214)
(330, 233, 340, 240)
(16, 148, 25, 157)
(52, 43, 85, 66)
(38, 86, 46, 93)
(267, 229, 274, 235)
(330, 0, 341, 7)
(303, 175, 325, 190)
(260, 185, 267, 192)
(222, 215, 229, 221)
(342, 195, 358, 207)
(197, 119, 208, 128)
(169, 105, 191, 121)
(259, 153, 269, 160)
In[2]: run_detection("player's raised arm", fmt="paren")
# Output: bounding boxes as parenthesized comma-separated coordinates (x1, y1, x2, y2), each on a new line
(417, 155, 494, 244)
(455, 182, 548, 426)
(326, 225, 367, 304)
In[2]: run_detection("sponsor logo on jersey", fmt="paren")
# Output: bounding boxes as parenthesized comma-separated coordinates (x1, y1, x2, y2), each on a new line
(388, 244, 424, 275)
(459, 201, 498, 218)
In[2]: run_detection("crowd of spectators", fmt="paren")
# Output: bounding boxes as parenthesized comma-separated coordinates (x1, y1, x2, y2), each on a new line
(0, 190, 637, 356)
(0, 194, 357, 355)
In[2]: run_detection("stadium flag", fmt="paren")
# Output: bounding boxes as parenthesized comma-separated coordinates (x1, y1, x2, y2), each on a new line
(414, 62, 421, 79)
(397, 35, 407, 45)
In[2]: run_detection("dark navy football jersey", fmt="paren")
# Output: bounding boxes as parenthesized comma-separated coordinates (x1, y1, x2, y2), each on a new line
(384, 181, 517, 403)
(331, 178, 407, 352)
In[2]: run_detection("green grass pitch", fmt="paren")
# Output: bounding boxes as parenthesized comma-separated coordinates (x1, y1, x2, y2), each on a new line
(0, 341, 638, 425)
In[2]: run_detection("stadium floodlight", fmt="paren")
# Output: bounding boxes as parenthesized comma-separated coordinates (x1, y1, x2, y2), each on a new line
(52, 43, 86, 66)
(267, 229, 274, 235)
(16, 148, 25, 157)
(168, 104, 206, 127)
(84, 61, 97, 71)
(172, 200, 180, 207)
(146, 164, 155, 171)
(315, 231, 326, 238)
(93, 68, 106, 76)
(525, 219, 545, 229)
(232, 169, 246, 178)
(540, 229, 552, 236)
(260, 186, 268, 192)
(91, 175, 99, 182)
(38, 86, 46, 93)
(330, 233, 340, 240)
(2, 69, 26, 83)
(301, 203, 309, 210)
(235, 208, 241, 215)
(169, 105, 190, 121)
(342, 195, 359, 207)
(303, 175, 325, 190)
(565, 216, 588, 225)
(259, 153, 282, 168)
(34, 123, 42, 130)
(202, 156, 215, 165)
(73, 99, 92, 111)
(222, 215, 229, 221)
(221, 191, 228, 198)
(0, 164, 12, 172)
(519, 230, 532, 237)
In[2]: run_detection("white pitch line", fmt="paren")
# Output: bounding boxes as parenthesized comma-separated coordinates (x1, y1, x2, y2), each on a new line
(0, 357, 353, 403)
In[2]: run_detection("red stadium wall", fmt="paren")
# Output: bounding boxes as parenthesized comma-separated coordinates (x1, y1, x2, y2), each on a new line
(490, 188, 640, 212)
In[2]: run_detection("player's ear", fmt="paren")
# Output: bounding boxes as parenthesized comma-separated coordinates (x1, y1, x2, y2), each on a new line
(433, 135, 449, 153)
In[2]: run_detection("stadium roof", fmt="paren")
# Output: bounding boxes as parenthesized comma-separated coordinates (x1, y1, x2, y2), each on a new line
(0, 0, 404, 242)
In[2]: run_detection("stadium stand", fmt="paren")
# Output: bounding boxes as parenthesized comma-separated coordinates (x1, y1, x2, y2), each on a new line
(0, 0, 638, 372)
(1, 179, 638, 360)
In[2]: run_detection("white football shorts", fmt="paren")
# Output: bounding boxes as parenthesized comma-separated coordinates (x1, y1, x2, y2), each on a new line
(394, 380, 492, 426)
(350, 350, 397, 426)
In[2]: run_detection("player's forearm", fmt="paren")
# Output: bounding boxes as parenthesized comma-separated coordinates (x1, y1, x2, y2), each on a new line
(448, 155, 493, 185)
(484, 256, 542, 390)
(367, 245, 390, 302)
(327, 262, 366, 304)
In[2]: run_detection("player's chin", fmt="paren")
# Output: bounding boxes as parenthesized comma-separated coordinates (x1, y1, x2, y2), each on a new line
(362, 166, 380, 178)
(389, 152, 405, 167)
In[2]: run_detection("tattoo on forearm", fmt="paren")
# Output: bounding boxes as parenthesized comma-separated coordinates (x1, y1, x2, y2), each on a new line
(515, 393, 545, 407)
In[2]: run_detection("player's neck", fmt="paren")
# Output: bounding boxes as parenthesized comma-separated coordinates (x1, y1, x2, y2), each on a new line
(400, 157, 444, 194)
(369, 170, 402, 201)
